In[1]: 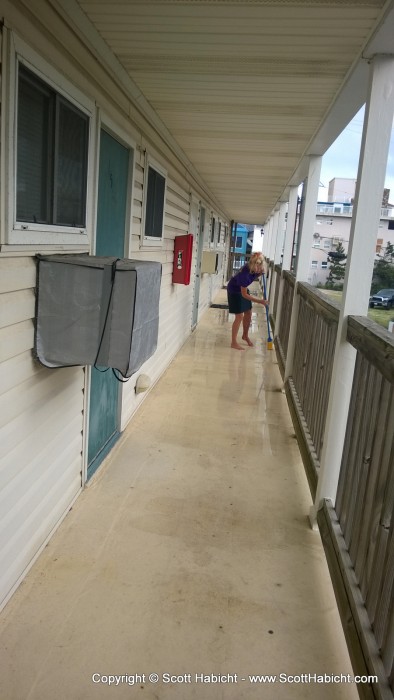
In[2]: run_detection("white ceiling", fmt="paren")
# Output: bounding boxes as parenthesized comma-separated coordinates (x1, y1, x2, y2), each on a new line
(75, 0, 392, 224)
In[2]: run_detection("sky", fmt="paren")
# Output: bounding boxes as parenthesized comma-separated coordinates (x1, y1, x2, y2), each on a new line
(318, 106, 394, 203)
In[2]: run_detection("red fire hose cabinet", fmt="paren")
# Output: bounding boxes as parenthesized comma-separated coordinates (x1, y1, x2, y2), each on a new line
(172, 234, 193, 285)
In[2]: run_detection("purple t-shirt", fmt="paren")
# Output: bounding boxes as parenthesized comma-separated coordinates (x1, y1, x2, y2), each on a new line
(227, 265, 260, 294)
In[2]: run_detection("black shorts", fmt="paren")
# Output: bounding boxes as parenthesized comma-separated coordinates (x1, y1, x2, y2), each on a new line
(227, 291, 252, 314)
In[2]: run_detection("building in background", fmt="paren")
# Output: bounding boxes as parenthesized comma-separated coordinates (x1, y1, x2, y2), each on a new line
(308, 178, 394, 286)
(327, 177, 357, 203)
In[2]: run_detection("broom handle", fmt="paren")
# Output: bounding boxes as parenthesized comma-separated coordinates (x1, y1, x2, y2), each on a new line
(262, 272, 268, 301)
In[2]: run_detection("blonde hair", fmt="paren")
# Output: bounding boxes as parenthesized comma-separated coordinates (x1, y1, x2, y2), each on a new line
(248, 253, 265, 274)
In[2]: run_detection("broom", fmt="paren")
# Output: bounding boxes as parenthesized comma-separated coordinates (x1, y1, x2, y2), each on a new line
(262, 272, 273, 350)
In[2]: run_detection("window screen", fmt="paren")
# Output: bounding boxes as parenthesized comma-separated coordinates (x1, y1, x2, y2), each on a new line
(17, 65, 88, 228)
(145, 166, 165, 239)
(55, 98, 88, 226)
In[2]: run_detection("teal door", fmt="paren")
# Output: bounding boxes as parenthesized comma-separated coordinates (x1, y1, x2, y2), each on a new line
(87, 130, 130, 479)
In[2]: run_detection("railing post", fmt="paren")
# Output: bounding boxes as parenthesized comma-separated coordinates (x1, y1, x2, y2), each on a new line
(284, 156, 322, 381)
(275, 186, 298, 337)
(311, 55, 394, 523)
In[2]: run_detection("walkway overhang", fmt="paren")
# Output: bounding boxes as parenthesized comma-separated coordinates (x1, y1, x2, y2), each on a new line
(55, 0, 394, 224)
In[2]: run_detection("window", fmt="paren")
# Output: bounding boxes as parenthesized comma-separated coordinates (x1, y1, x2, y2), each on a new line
(235, 235, 243, 249)
(211, 217, 216, 246)
(323, 239, 331, 249)
(388, 220, 394, 230)
(141, 156, 167, 247)
(311, 260, 318, 269)
(17, 65, 89, 228)
(144, 164, 166, 242)
(321, 261, 328, 269)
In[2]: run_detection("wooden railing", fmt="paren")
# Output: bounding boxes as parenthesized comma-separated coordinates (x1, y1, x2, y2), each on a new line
(323, 317, 394, 698)
(275, 270, 295, 369)
(273, 273, 394, 697)
(283, 283, 340, 495)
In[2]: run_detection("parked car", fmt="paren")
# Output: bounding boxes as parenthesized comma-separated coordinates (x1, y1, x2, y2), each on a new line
(369, 289, 394, 308)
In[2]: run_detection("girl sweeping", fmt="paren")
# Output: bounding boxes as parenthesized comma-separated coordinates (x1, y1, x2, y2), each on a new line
(227, 253, 268, 350)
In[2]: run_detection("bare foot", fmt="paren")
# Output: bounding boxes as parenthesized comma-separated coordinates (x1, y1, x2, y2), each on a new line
(242, 336, 254, 347)
(231, 342, 246, 350)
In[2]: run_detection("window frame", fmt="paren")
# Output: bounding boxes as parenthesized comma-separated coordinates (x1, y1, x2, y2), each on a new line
(141, 154, 167, 248)
(216, 221, 224, 249)
(210, 216, 216, 249)
(203, 210, 212, 247)
(2, 32, 96, 249)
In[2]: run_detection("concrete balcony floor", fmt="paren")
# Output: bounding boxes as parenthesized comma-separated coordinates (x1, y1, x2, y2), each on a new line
(0, 292, 358, 700)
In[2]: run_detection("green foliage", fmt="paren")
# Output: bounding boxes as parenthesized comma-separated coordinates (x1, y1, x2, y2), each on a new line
(325, 281, 344, 291)
(368, 307, 394, 328)
(327, 241, 346, 287)
(371, 241, 394, 292)
(320, 289, 394, 329)
(384, 241, 394, 263)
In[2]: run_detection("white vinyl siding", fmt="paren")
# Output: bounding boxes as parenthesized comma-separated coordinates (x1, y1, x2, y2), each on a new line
(0, 257, 84, 609)
(122, 164, 226, 427)
(0, 16, 229, 610)
(122, 171, 193, 426)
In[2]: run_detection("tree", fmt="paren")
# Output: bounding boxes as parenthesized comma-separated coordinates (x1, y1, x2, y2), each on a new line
(371, 241, 394, 292)
(326, 241, 346, 289)
(384, 241, 394, 263)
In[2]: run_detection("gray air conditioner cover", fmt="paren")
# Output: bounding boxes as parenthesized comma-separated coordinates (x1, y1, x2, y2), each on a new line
(34, 255, 162, 377)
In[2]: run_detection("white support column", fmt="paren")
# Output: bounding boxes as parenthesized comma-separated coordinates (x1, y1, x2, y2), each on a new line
(262, 221, 268, 255)
(284, 156, 322, 381)
(283, 186, 298, 271)
(269, 209, 279, 261)
(267, 208, 279, 296)
(274, 202, 287, 267)
(270, 202, 287, 302)
(311, 55, 394, 521)
(264, 216, 272, 257)
(274, 187, 299, 336)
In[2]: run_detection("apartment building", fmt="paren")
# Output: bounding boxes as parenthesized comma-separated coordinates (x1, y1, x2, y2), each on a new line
(308, 178, 394, 285)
